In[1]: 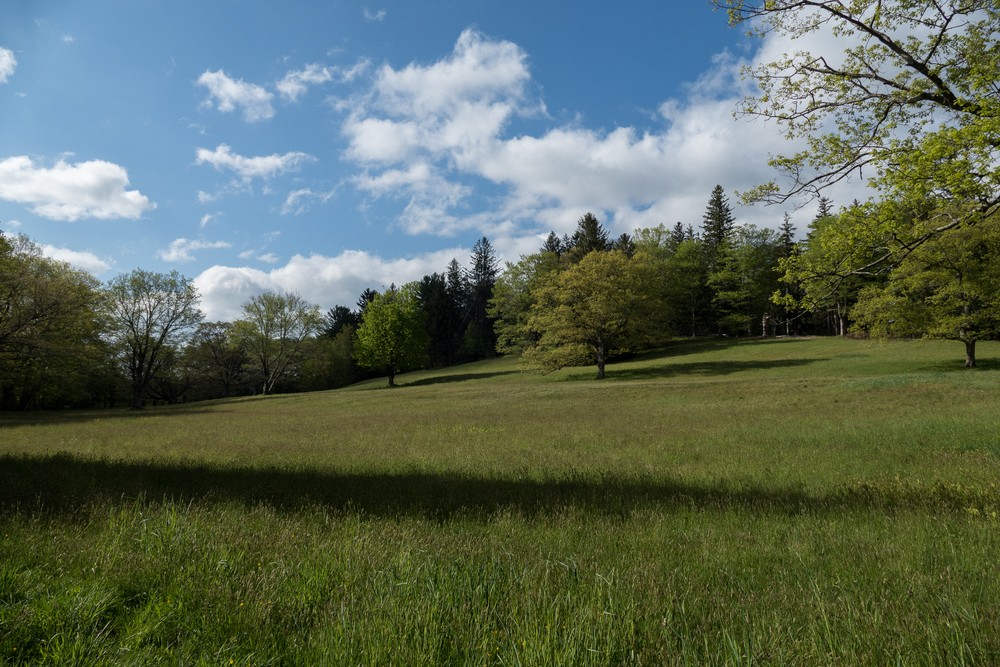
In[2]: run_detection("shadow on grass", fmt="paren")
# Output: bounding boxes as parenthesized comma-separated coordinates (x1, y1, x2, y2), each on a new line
(0, 401, 248, 428)
(624, 357, 826, 381)
(566, 357, 827, 382)
(405, 371, 520, 387)
(1, 453, 989, 520)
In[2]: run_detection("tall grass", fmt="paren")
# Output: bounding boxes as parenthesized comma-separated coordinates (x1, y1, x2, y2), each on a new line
(2, 337, 999, 664)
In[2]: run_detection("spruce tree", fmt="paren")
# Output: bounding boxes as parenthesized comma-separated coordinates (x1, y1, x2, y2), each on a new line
(465, 237, 500, 358)
(570, 212, 611, 258)
(701, 184, 735, 254)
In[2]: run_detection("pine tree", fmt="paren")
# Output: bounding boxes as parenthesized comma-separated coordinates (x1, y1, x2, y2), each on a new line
(569, 212, 611, 258)
(464, 237, 500, 358)
(540, 231, 564, 256)
(814, 196, 834, 223)
(701, 185, 735, 254)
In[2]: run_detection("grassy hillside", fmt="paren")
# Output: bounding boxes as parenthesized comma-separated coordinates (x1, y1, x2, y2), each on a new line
(2, 337, 999, 665)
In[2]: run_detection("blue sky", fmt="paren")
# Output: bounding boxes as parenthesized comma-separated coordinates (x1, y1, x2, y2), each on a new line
(0, 1, 858, 320)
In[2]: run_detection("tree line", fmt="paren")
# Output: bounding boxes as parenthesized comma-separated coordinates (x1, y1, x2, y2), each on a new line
(5, 1, 997, 406)
(5, 178, 994, 409)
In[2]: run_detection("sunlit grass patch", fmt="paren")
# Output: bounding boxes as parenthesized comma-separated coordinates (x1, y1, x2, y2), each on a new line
(2, 337, 1000, 664)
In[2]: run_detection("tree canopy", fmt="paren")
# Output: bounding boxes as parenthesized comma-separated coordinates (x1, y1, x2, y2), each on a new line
(354, 283, 429, 387)
(719, 0, 1000, 270)
(525, 250, 666, 379)
(103, 269, 204, 409)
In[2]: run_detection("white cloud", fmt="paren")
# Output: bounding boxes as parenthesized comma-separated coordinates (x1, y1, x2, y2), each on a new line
(196, 144, 314, 181)
(0, 47, 16, 83)
(363, 8, 387, 22)
(342, 29, 531, 165)
(281, 187, 336, 215)
(277, 64, 335, 102)
(0, 155, 155, 221)
(194, 247, 466, 321)
(199, 212, 222, 228)
(336, 27, 872, 242)
(197, 69, 275, 122)
(41, 245, 112, 274)
(157, 238, 232, 263)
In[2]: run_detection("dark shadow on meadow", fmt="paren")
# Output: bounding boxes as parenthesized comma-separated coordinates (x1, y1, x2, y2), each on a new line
(404, 371, 519, 387)
(0, 453, 984, 520)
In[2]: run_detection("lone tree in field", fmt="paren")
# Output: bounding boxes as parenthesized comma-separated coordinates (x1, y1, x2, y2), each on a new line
(103, 269, 203, 409)
(718, 0, 1000, 273)
(526, 250, 666, 379)
(354, 283, 428, 387)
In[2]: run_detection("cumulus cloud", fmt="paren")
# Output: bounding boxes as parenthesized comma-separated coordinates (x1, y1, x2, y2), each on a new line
(0, 155, 155, 221)
(197, 69, 275, 122)
(157, 238, 232, 263)
(0, 47, 16, 83)
(277, 64, 335, 102)
(41, 245, 112, 274)
(195, 247, 465, 321)
(336, 27, 870, 243)
(196, 144, 314, 181)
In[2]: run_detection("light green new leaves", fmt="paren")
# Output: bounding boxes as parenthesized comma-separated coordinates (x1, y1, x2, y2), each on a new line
(354, 283, 429, 387)
(524, 251, 667, 379)
(718, 0, 1000, 227)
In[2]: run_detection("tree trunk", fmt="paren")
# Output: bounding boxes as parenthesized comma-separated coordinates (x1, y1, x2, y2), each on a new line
(965, 339, 977, 368)
(595, 344, 606, 380)
(387, 368, 396, 387)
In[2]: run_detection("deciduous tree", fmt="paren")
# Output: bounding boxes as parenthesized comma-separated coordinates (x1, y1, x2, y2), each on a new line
(354, 283, 428, 387)
(234, 291, 322, 395)
(719, 0, 1000, 269)
(103, 269, 203, 409)
(851, 214, 1000, 367)
(526, 250, 666, 379)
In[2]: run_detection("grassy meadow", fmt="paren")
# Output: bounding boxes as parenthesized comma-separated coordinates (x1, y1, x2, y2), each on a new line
(2, 336, 999, 665)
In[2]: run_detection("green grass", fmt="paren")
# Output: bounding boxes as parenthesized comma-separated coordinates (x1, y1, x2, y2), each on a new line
(2, 337, 999, 665)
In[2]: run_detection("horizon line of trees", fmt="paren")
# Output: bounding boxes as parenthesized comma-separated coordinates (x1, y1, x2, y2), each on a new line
(3, 182, 997, 408)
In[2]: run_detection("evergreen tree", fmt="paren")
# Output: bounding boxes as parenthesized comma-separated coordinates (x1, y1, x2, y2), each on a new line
(701, 184, 736, 257)
(417, 272, 462, 367)
(464, 237, 500, 358)
(356, 288, 378, 320)
(324, 305, 359, 339)
(569, 212, 611, 259)
(669, 222, 688, 249)
(540, 231, 564, 256)
(445, 257, 470, 355)
(814, 196, 834, 222)
(611, 233, 637, 257)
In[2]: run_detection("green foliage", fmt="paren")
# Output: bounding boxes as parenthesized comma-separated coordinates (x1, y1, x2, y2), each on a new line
(851, 216, 1000, 366)
(525, 250, 667, 378)
(233, 291, 323, 395)
(464, 238, 500, 359)
(701, 184, 735, 256)
(567, 212, 612, 260)
(487, 251, 562, 356)
(182, 321, 251, 399)
(102, 269, 204, 409)
(0, 235, 107, 410)
(709, 224, 785, 336)
(721, 0, 1000, 264)
(354, 283, 429, 387)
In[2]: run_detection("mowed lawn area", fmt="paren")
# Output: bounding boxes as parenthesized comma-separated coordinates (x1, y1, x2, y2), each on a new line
(2, 337, 999, 665)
